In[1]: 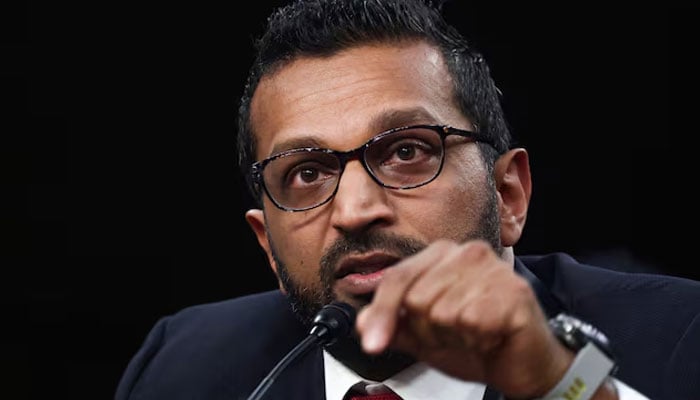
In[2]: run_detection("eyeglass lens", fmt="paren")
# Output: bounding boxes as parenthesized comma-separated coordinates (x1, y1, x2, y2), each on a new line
(262, 127, 445, 210)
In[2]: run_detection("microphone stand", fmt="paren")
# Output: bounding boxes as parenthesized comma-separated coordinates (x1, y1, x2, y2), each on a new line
(245, 302, 356, 400)
(246, 334, 322, 400)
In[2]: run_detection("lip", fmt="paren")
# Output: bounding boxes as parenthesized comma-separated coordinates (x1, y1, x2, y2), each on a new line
(334, 252, 400, 295)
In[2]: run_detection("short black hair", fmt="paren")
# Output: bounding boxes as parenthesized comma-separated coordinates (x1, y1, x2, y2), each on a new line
(237, 0, 512, 204)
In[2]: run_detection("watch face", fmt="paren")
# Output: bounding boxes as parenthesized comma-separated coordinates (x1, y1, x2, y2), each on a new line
(550, 313, 615, 360)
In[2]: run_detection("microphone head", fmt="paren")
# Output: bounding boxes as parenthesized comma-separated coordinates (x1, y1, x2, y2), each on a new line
(309, 301, 356, 346)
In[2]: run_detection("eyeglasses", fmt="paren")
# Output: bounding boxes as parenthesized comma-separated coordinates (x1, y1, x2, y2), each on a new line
(250, 124, 494, 212)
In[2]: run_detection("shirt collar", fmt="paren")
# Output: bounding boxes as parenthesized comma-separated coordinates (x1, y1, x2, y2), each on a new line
(323, 350, 486, 400)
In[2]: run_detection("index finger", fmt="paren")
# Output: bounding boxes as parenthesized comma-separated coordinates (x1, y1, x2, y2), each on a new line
(355, 240, 454, 354)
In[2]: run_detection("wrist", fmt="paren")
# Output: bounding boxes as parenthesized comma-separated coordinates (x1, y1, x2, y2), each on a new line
(502, 330, 576, 400)
(536, 342, 616, 399)
(533, 314, 618, 400)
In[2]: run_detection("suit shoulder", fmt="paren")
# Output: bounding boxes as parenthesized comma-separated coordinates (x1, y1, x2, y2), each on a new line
(116, 290, 309, 399)
(518, 252, 700, 397)
(164, 290, 295, 331)
(519, 252, 700, 304)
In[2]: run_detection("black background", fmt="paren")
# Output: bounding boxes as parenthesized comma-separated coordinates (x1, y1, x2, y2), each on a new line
(3, 2, 698, 399)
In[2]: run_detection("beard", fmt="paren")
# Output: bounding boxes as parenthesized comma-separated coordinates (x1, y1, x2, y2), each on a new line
(274, 230, 426, 326)
(268, 181, 503, 329)
(266, 183, 502, 379)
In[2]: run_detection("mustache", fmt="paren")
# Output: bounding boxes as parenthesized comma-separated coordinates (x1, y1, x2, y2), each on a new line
(319, 231, 426, 279)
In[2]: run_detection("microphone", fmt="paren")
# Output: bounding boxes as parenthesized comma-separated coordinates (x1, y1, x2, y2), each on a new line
(308, 301, 356, 346)
(245, 301, 356, 400)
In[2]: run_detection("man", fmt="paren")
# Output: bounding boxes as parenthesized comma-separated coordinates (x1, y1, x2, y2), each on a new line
(115, 1, 700, 399)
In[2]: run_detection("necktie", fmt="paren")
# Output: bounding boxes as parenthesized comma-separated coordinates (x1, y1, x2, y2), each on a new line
(348, 394, 402, 400)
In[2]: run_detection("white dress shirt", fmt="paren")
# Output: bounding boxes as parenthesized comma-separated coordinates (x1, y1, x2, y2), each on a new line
(323, 351, 649, 400)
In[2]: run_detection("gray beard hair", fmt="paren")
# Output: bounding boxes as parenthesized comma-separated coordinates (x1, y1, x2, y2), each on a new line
(268, 183, 502, 328)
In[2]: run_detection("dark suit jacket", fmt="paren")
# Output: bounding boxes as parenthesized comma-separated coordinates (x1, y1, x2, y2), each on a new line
(115, 253, 700, 400)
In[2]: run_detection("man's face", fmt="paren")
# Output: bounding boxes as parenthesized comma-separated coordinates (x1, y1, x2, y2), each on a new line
(246, 41, 501, 325)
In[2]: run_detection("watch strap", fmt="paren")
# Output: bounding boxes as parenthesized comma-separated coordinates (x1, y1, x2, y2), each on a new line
(535, 342, 615, 400)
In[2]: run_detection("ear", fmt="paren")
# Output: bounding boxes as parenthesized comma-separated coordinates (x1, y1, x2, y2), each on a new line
(494, 148, 532, 247)
(245, 209, 286, 293)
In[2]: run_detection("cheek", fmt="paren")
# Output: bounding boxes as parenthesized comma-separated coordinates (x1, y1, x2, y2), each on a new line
(266, 214, 328, 283)
(409, 159, 488, 240)
(415, 186, 483, 240)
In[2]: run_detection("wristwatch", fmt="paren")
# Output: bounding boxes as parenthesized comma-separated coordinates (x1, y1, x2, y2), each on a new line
(536, 313, 618, 400)
(548, 313, 617, 365)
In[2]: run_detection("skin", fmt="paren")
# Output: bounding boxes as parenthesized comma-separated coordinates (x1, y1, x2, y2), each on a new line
(244, 40, 616, 399)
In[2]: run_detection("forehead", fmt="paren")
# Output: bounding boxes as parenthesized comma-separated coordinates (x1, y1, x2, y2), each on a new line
(250, 41, 468, 159)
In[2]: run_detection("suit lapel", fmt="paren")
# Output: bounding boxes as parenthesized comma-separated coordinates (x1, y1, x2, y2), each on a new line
(515, 258, 565, 318)
(265, 347, 326, 400)
(482, 385, 502, 400)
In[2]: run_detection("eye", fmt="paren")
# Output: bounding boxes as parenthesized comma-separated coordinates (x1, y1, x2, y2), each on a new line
(396, 145, 416, 161)
(286, 162, 328, 186)
(381, 136, 437, 167)
(298, 167, 319, 183)
(277, 153, 340, 189)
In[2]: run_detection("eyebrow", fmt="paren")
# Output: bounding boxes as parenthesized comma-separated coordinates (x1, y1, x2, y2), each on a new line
(269, 136, 327, 155)
(368, 107, 440, 133)
(268, 106, 441, 156)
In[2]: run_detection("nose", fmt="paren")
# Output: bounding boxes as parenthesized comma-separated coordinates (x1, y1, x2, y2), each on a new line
(330, 160, 395, 234)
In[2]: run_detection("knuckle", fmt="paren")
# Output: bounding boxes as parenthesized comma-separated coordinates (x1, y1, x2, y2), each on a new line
(432, 238, 458, 253)
(404, 288, 428, 312)
(457, 307, 481, 330)
(429, 304, 455, 326)
(459, 240, 493, 262)
(512, 275, 534, 299)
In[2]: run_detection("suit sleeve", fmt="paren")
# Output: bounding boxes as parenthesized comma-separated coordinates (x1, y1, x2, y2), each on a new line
(665, 312, 700, 399)
(114, 317, 170, 400)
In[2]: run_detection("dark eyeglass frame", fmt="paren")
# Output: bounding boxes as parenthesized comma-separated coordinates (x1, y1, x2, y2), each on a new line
(250, 124, 495, 212)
